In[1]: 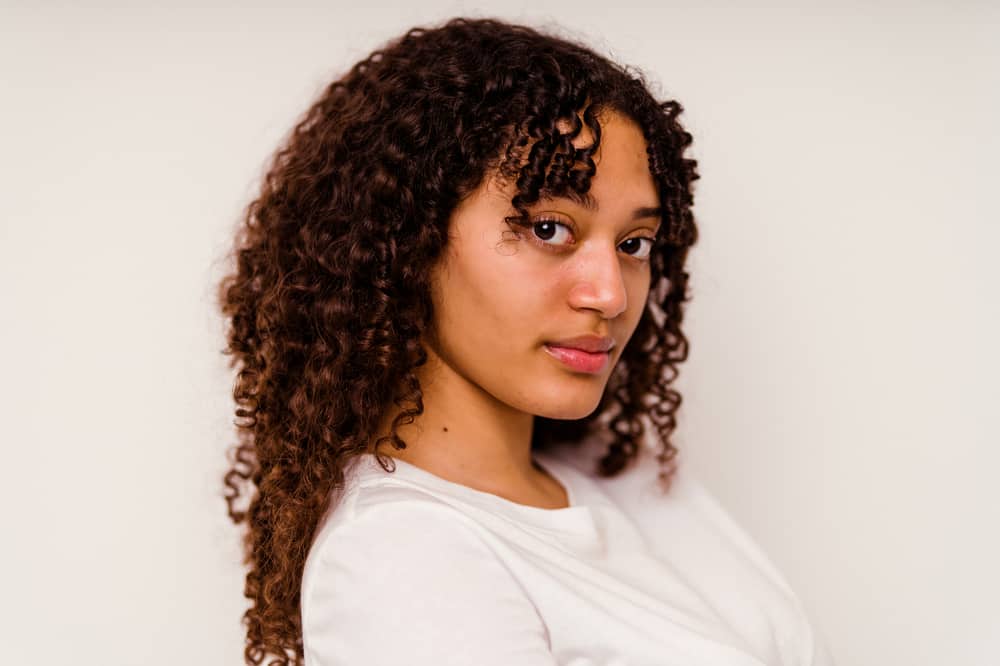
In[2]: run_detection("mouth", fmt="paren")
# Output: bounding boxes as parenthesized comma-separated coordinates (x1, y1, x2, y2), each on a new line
(543, 344, 611, 374)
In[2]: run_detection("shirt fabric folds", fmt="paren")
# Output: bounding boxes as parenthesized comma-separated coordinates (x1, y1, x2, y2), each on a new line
(300, 436, 834, 666)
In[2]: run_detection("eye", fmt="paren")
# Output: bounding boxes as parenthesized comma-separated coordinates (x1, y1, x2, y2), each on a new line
(530, 218, 574, 246)
(526, 217, 656, 262)
(619, 236, 655, 260)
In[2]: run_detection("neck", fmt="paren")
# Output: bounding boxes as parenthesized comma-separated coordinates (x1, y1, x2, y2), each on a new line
(371, 346, 552, 501)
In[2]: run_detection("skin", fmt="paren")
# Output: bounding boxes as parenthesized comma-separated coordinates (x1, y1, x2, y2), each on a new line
(373, 110, 661, 509)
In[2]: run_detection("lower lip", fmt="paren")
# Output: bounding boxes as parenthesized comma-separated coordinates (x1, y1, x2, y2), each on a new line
(543, 344, 610, 374)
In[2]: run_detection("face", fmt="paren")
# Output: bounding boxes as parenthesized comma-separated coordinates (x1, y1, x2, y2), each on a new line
(424, 110, 661, 420)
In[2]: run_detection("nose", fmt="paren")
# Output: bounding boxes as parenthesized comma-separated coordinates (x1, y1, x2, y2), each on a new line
(566, 244, 628, 319)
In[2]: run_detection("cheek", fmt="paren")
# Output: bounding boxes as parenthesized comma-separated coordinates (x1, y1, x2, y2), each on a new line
(622, 273, 652, 333)
(434, 250, 551, 348)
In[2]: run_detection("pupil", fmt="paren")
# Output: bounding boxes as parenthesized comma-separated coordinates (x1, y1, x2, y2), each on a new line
(535, 222, 556, 240)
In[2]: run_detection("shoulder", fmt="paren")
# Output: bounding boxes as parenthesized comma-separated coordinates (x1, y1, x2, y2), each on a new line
(304, 481, 492, 595)
(301, 478, 557, 666)
(302, 479, 485, 609)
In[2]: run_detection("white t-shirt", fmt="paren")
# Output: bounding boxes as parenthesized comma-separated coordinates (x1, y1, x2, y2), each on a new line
(300, 437, 834, 666)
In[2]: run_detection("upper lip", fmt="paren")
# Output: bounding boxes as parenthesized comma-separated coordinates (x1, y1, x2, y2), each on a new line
(546, 334, 615, 353)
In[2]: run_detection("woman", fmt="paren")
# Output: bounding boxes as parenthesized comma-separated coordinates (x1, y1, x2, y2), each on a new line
(218, 16, 833, 666)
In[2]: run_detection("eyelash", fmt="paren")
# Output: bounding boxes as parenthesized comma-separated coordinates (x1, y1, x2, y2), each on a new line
(519, 217, 657, 261)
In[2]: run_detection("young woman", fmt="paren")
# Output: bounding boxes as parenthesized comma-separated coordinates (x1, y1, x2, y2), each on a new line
(218, 16, 834, 666)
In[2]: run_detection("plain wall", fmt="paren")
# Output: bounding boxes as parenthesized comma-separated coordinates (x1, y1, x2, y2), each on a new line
(1, 1, 996, 664)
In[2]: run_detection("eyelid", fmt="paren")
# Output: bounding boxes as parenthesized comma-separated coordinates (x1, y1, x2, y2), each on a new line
(530, 212, 658, 233)
(532, 213, 577, 234)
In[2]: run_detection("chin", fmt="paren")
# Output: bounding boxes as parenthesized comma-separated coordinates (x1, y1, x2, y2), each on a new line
(532, 389, 605, 421)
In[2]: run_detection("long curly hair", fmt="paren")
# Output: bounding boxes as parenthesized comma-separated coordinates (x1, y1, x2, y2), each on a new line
(217, 15, 699, 665)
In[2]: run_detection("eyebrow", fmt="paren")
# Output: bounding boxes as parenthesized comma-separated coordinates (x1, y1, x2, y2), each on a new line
(536, 190, 663, 223)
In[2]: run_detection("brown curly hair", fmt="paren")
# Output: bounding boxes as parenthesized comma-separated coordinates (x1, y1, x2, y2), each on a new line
(217, 15, 699, 665)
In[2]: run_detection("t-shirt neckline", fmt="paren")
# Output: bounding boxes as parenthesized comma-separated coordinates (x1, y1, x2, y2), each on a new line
(350, 450, 603, 554)
(353, 450, 586, 517)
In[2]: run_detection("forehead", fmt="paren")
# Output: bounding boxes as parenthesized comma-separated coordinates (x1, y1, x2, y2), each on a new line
(543, 114, 659, 208)
(479, 109, 659, 210)
(589, 113, 656, 180)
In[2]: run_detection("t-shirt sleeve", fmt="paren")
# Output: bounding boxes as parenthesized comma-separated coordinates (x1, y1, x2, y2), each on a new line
(684, 475, 836, 666)
(301, 494, 560, 666)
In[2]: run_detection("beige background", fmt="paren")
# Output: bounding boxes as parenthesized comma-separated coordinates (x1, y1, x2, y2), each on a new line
(1, 1, 997, 664)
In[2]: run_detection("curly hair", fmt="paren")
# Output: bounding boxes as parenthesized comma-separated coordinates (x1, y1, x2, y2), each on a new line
(217, 15, 699, 666)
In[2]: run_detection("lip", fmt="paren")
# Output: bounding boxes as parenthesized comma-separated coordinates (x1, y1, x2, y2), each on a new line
(545, 334, 615, 353)
(543, 344, 611, 374)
